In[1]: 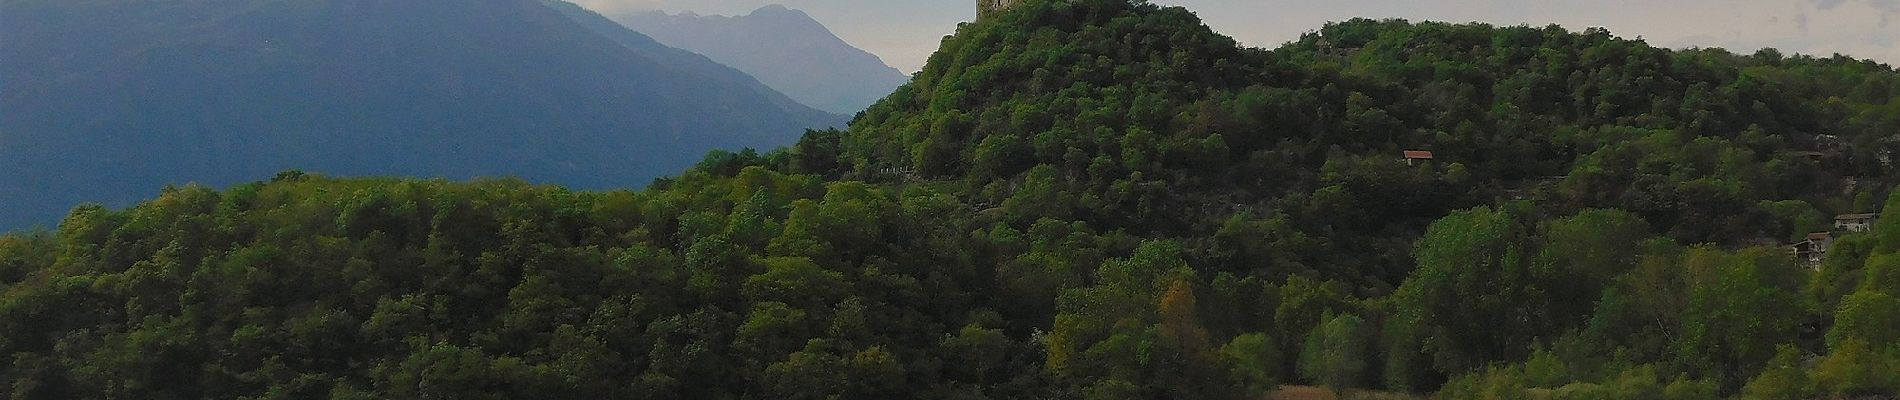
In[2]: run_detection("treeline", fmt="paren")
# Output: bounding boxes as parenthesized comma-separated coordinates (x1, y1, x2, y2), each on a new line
(1402, 204, 1900, 398)
(1, 172, 1047, 399)
(5, 0, 1900, 398)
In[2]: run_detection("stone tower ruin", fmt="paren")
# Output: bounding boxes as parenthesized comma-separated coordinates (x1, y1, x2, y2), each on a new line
(978, 0, 1021, 20)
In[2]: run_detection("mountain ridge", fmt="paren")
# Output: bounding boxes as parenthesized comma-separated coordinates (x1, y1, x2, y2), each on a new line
(615, 5, 910, 114)
(0, 0, 844, 230)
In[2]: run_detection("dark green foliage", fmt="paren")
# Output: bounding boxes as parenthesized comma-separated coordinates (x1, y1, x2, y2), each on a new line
(1299, 313, 1375, 394)
(0, 173, 1003, 399)
(1811, 338, 1900, 397)
(1220, 332, 1281, 393)
(1385, 208, 1648, 386)
(1738, 346, 1814, 400)
(1672, 248, 1808, 387)
(8, 0, 1900, 398)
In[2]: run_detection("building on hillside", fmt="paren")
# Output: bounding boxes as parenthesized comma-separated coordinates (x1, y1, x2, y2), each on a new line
(1793, 231, 1834, 269)
(1402, 150, 1435, 166)
(1835, 213, 1877, 233)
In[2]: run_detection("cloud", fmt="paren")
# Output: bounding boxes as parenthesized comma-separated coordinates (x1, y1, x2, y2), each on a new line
(1795, 9, 1809, 35)
(1811, 0, 1900, 26)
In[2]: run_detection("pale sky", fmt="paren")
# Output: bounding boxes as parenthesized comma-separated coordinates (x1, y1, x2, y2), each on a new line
(571, 0, 1900, 73)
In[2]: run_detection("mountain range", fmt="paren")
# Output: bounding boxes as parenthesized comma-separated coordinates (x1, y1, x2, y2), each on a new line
(615, 5, 911, 115)
(0, 0, 844, 230)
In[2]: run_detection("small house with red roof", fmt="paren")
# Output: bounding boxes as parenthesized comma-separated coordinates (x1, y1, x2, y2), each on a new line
(1793, 231, 1834, 269)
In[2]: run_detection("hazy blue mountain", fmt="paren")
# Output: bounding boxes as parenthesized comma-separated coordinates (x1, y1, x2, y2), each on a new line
(616, 5, 911, 115)
(0, 0, 845, 231)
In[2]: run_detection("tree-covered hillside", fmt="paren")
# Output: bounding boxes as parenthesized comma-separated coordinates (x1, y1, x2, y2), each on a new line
(5, 0, 1900, 399)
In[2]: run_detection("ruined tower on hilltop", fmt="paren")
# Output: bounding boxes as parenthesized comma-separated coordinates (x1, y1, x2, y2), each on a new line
(978, 0, 1021, 20)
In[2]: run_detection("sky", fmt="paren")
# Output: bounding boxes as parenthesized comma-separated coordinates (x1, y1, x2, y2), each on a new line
(570, 0, 1900, 73)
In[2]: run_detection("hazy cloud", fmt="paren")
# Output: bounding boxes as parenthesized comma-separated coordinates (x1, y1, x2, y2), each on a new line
(1794, 9, 1809, 35)
(1812, 0, 1900, 26)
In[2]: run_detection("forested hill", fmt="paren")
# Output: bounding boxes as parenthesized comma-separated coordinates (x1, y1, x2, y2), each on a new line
(842, 2, 1900, 290)
(6, 0, 1900, 399)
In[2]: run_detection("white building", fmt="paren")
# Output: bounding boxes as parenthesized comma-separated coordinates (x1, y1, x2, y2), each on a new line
(1835, 213, 1877, 233)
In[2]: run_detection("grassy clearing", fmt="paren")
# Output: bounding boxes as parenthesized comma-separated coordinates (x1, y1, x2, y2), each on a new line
(1266, 386, 1423, 400)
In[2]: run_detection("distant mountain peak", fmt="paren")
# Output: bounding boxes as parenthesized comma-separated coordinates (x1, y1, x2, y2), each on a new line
(615, 5, 908, 115)
(0, 0, 844, 230)
(752, 4, 796, 14)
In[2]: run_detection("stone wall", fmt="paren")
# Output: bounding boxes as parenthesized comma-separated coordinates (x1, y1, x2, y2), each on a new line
(978, 0, 1021, 19)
